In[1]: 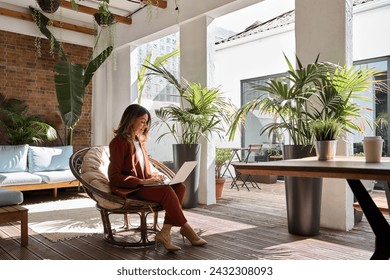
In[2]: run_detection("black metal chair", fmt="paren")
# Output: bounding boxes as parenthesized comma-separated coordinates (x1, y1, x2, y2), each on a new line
(69, 146, 174, 247)
(231, 144, 262, 191)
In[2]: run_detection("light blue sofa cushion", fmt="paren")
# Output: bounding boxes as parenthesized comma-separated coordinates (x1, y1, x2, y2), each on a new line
(0, 144, 29, 173)
(0, 172, 42, 186)
(0, 187, 24, 206)
(34, 170, 76, 183)
(28, 146, 73, 172)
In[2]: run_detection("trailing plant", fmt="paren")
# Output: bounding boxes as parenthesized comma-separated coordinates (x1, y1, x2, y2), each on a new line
(31, 7, 113, 145)
(36, 0, 61, 14)
(143, 63, 238, 144)
(0, 93, 57, 145)
(94, 0, 115, 26)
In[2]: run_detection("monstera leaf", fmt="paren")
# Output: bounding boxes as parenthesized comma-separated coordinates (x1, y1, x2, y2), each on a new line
(54, 61, 85, 129)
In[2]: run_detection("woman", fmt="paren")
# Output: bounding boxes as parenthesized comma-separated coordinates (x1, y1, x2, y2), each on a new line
(108, 104, 207, 252)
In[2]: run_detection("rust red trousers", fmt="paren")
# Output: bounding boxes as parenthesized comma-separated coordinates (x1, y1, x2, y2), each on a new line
(134, 183, 187, 227)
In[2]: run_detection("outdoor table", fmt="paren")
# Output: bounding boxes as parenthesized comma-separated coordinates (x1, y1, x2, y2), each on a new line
(234, 156, 390, 260)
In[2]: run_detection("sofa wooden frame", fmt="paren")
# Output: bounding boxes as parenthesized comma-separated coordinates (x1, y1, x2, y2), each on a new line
(3, 180, 80, 198)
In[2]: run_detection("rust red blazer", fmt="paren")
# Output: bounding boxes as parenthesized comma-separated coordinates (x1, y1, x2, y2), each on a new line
(108, 135, 153, 198)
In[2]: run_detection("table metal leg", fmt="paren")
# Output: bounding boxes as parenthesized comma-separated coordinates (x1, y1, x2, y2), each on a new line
(347, 179, 390, 260)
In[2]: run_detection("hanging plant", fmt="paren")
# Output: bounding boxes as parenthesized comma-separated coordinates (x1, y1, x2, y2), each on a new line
(36, 0, 61, 14)
(94, 0, 116, 26)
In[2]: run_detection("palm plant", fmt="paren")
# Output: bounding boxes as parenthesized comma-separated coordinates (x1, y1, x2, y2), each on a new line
(228, 54, 378, 146)
(137, 48, 180, 104)
(0, 93, 57, 145)
(143, 62, 237, 144)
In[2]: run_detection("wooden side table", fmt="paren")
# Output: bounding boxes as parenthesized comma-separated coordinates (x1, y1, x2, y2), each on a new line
(0, 205, 28, 247)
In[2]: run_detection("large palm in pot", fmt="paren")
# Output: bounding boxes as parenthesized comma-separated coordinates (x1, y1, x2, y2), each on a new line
(228, 55, 378, 235)
(143, 62, 238, 208)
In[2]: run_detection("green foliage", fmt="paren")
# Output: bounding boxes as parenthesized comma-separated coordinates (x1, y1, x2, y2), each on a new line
(31, 7, 113, 145)
(137, 48, 180, 104)
(215, 148, 232, 178)
(0, 93, 57, 145)
(310, 118, 343, 141)
(143, 63, 238, 144)
(228, 54, 379, 146)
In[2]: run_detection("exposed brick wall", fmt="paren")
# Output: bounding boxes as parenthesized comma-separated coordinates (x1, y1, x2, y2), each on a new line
(0, 30, 92, 151)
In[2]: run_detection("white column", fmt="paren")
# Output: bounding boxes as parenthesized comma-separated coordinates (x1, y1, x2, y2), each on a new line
(180, 15, 216, 205)
(295, 0, 355, 231)
(92, 44, 133, 146)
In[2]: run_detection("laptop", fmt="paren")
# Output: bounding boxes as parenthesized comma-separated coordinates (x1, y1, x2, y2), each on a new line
(141, 161, 198, 187)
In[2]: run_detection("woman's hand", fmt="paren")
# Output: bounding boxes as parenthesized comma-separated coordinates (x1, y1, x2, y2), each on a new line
(140, 174, 165, 184)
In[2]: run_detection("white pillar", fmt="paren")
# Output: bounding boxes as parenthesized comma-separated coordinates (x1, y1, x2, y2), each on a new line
(180, 15, 216, 205)
(295, 0, 355, 231)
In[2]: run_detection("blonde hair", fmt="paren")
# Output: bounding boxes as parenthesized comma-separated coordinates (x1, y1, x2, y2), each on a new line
(113, 104, 151, 141)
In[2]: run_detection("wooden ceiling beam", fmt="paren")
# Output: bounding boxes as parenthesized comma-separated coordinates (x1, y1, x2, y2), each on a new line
(60, 0, 132, 25)
(0, 7, 96, 35)
(143, 0, 168, 9)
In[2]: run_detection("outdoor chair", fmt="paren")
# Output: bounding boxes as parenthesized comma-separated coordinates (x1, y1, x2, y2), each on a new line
(69, 146, 174, 247)
(231, 144, 262, 191)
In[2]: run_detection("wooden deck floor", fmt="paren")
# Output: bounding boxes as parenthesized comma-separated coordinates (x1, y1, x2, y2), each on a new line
(0, 180, 388, 260)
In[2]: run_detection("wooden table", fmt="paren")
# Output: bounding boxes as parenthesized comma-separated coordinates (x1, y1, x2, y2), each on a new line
(0, 204, 28, 246)
(234, 156, 390, 260)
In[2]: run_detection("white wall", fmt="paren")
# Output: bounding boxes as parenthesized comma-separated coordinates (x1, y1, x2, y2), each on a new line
(215, 0, 390, 149)
(215, 25, 296, 147)
(353, 0, 390, 61)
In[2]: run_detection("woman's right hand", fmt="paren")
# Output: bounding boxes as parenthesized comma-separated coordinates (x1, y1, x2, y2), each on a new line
(140, 174, 165, 185)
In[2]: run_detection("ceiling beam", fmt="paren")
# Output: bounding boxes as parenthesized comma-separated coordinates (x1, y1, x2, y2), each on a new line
(60, 0, 132, 25)
(0, 7, 96, 35)
(143, 0, 168, 9)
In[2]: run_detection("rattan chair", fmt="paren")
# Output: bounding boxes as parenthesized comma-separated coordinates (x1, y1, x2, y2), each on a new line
(69, 146, 174, 247)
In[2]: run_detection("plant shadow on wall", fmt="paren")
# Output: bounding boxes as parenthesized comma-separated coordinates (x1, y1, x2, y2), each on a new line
(0, 93, 57, 145)
(30, 7, 113, 145)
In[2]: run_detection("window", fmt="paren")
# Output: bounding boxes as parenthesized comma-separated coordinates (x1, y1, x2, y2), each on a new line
(240, 73, 286, 148)
(354, 57, 390, 156)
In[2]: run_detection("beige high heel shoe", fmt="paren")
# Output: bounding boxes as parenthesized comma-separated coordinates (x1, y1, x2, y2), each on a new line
(155, 225, 181, 252)
(180, 224, 207, 246)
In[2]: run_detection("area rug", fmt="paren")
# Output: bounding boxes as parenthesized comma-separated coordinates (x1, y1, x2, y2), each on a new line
(25, 198, 159, 242)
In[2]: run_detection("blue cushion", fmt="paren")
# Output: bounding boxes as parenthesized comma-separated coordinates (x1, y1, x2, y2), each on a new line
(28, 146, 73, 172)
(34, 170, 76, 183)
(0, 145, 29, 173)
(0, 172, 42, 186)
(0, 188, 24, 206)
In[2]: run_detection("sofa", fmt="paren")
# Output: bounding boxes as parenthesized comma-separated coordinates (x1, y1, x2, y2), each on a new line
(0, 144, 79, 197)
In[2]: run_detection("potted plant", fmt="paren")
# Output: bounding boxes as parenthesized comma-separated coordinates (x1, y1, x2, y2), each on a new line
(228, 54, 378, 235)
(144, 62, 238, 208)
(0, 93, 57, 145)
(310, 118, 343, 161)
(215, 148, 232, 199)
(36, 0, 61, 13)
(94, 0, 115, 26)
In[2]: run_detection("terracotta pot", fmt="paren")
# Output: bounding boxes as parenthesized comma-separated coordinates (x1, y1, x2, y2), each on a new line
(36, 0, 61, 13)
(215, 177, 226, 199)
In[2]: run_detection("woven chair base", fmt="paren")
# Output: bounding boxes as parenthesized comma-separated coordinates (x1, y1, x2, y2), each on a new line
(98, 204, 163, 247)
